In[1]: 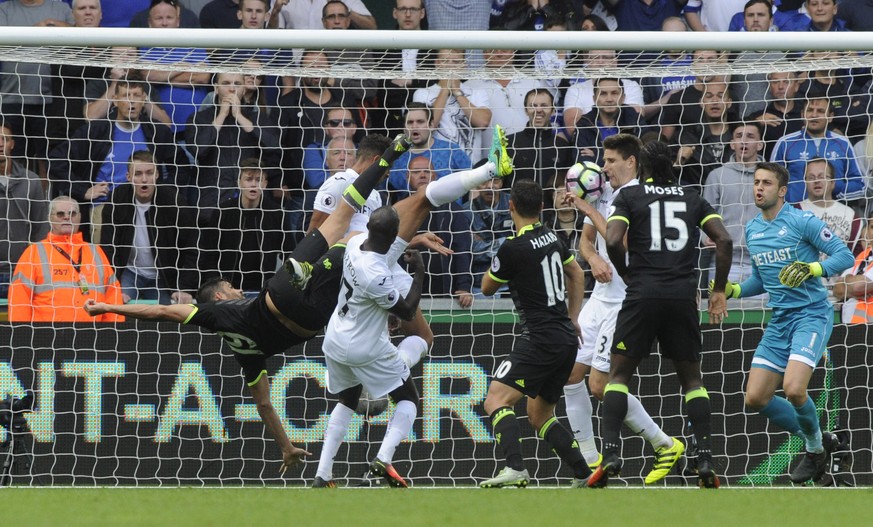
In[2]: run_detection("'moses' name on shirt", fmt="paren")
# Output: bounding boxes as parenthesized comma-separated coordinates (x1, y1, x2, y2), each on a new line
(752, 247, 793, 266)
(644, 185, 685, 196)
(530, 231, 558, 250)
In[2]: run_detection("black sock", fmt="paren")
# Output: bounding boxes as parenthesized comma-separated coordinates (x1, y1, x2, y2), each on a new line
(601, 385, 629, 458)
(686, 388, 713, 461)
(540, 417, 591, 479)
(491, 407, 524, 471)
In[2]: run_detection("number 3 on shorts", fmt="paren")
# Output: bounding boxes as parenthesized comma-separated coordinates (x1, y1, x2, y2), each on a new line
(494, 360, 513, 379)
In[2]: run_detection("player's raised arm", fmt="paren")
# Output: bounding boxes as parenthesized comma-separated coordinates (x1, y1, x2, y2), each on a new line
(83, 298, 195, 323)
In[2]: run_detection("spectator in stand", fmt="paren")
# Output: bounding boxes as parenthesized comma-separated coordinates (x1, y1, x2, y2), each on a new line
(465, 175, 512, 292)
(276, 50, 340, 232)
(509, 88, 574, 193)
(836, 0, 873, 31)
(138, 0, 211, 137)
(423, 0, 490, 67)
(795, 51, 868, 139)
(302, 107, 360, 197)
(746, 71, 804, 159)
(806, 0, 845, 32)
(413, 49, 492, 161)
(373, 0, 433, 136)
(702, 122, 765, 285)
(675, 81, 737, 189)
(100, 150, 199, 305)
(201, 159, 293, 293)
(130, 0, 200, 27)
(579, 12, 612, 31)
(319, 1, 378, 109)
(48, 0, 107, 149)
(199, 0, 243, 28)
(8, 196, 124, 322)
(0, 0, 74, 178)
(0, 121, 48, 298)
(493, 0, 578, 31)
(83, 48, 172, 126)
(853, 122, 873, 211)
(684, 0, 746, 31)
(798, 158, 862, 254)
(100, 0, 149, 27)
(656, 50, 728, 142)
(186, 71, 281, 221)
(770, 96, 865, 204)
(387, 102, 471, 201)
(729, 1, 786, 119)
(564, 49, 645, 138)
(269, 0, 376, 29)
(728, 0, 810, 31)
(179, 0, 211, 17)
(464, 48, 553, 159)
(834, 217, 873, 324)
(405, 156, 473, 308)
(600, 0, 684, 31)
(639, 17, 694, 124)
(49, 78, 191, 242)
(574, 79, 648, 167)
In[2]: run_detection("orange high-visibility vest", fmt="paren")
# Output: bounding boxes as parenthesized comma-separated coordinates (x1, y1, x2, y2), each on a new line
(8, 231, 125, 322)
(846, 246, 873, 324)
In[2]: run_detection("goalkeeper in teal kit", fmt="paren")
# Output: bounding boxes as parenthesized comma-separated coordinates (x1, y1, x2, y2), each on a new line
(716, 162, 854, 483)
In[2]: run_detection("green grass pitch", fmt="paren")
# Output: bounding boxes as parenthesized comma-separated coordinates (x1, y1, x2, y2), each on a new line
(3, 487, 870, 527)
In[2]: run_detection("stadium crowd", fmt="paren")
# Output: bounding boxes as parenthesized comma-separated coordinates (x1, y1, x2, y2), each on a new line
(2, 0, 873, 324)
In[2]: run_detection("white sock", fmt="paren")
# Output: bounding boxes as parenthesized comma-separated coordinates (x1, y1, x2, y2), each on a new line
(624, 394, 673, 450)
(563, 380, 599, 465)
(315, 403, 354, 480)
(398, 336, 429, 368)
(376, 399, 417, 464)
(424, 163, 494, 207)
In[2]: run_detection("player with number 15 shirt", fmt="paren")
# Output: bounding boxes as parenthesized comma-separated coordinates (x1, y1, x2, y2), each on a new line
(610, 182, 718, 301)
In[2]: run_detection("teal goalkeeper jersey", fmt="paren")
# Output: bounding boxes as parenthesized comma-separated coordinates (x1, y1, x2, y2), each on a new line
(740, 203, 854, 309)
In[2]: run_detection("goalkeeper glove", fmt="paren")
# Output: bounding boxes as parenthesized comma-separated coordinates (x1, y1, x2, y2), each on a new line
(778, 261, 823, 288)
(708, 279, 741, 299)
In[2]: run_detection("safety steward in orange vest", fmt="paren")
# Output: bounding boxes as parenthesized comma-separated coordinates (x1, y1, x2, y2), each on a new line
(834, 219, 873, 324)
(9, 196, 124, 322)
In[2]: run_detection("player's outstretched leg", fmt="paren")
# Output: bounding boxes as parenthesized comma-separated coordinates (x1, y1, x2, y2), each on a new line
(488, 124, 514, 179)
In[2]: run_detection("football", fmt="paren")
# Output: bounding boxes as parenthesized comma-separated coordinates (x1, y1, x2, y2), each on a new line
(565, 161, 605, 203)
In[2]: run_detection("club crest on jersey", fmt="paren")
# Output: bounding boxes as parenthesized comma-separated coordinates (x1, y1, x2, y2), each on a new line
(820, 227, 834, 242)
(491, 256, 501, 272)
(778, 226, 787, 237)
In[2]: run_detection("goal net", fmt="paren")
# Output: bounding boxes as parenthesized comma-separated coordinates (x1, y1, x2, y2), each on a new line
(1, 28, 871, 487)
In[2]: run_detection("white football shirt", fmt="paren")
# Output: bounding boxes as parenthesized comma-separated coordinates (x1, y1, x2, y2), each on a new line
(314, 168, 383, 235)
(323, 234, 401, 366)
(583, 178, 638, 303)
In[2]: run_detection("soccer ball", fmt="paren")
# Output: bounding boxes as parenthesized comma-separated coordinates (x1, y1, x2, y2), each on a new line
(565, 161, 605, 203)
(355, 390, 389, 417)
